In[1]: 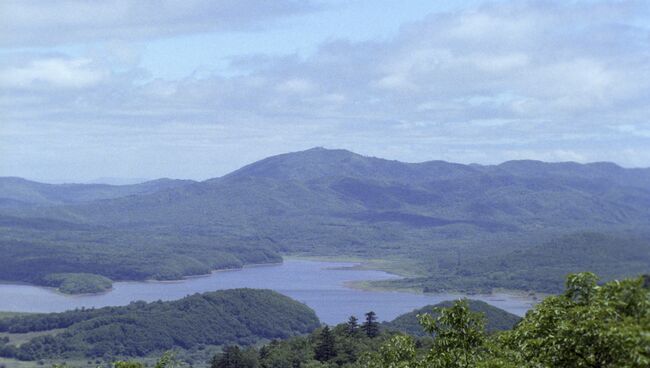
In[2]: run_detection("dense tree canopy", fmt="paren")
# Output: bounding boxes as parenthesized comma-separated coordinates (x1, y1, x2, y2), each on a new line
(1, 273, 647, 367)
(363, 272, 650, 368)
(0, 289, 319, 360)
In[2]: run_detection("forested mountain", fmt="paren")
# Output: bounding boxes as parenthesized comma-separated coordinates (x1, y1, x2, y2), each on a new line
(33, 147, 650, 227)
(0, 289, 319, 360)
(1, 148, 649, 293)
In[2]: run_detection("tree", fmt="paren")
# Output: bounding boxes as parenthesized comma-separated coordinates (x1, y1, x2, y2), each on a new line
(346, 316, 358, 336)
(365, 273, 650, 368)
(155, 351, 182, 368)
(314, 326, 336, 362)
(114, 362, 144, 368)
(418, 299, 487, 368)
(211, 346, 257, 368)
(503, 272, 650, 368)
(359, 334, 416, 368)
(362, 311, 380, 338)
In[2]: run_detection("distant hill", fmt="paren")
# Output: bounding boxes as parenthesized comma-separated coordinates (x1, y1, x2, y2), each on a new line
(88, 177, 153, 185)
(32, 147, 649, 229)
(0, 289, 320, 360)
(0, 177, 195, 207)
(375, 231, 650, 294)
(1, 148, 649, 293)
(383, 299, 521, 336)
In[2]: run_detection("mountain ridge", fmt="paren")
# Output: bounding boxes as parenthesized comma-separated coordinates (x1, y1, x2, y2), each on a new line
(0, 176, 196, 208)
(1, 147, 648, 294)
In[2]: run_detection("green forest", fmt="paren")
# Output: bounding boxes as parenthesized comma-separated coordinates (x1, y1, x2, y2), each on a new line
(0, 273, 647, 367)
(132, 273, 650, 368)
(372, 231, 650, 294)
(382, 300, 521, 336)
(0, 289, 319, 361)
(0, 218, 281, 294)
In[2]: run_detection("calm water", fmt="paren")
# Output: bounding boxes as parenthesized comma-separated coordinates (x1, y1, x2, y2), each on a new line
(0, 260, 536, 324)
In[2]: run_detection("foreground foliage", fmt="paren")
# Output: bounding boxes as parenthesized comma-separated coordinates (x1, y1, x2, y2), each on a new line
(383, 300, 521, 336)
(364, 273, 650, 368)
(202, 273, 649, 368)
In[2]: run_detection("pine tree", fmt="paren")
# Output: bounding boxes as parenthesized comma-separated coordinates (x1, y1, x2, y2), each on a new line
(211, 346, 244, 368)
(363, 311, 379, 338)
(346, 315, 359, 336)
(314, 326, 336, 362)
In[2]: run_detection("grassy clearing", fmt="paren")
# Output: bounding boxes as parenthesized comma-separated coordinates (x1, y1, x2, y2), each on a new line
(0, 357, 40, 368)
(0, 312, 32, 321)
(344, 280, 426, 294)
(284, 254, 426, 278)
(0, 329, 65, 347)
(0, 357, 119, 368)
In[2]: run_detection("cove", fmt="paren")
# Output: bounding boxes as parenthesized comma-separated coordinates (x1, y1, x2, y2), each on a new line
(0, 260, 536, 324)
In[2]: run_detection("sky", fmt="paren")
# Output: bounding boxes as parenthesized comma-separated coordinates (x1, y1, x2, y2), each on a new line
(1, 0, 649, 183)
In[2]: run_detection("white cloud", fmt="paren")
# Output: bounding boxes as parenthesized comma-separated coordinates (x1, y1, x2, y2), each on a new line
(0, 58, 107, 89)
(1, 0, 650, 179)
(470, 53, 529, 72)
(0, 0, 317, 47)
(276, 78, 317, 94)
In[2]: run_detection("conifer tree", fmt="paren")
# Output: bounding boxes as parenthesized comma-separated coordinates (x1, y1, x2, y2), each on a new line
(346, 315, 359, 335)
(212, 346, 245, 368)
(363, 311, 379, 338)
(314, 326, 336, 362)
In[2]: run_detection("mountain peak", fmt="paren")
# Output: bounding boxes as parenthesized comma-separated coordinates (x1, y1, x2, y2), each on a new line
(305, 146, 327, 151)
(222, 147, 370, 181)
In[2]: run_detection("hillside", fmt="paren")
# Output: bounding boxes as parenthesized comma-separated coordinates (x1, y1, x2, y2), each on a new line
(0, 230, 281, 293)
(0, 177, 194, 208)
(1, 148, 649, 293)
(374, 231, 650, 293)
(0, 289, 320, 360)
(383, 299, 522, 336)
(13, 148, 650, 229)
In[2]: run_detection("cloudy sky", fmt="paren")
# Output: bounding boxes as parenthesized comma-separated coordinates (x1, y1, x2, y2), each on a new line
(1, 0, 649, 182)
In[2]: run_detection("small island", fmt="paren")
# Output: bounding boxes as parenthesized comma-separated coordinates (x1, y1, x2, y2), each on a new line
(41, 273, 113, 294)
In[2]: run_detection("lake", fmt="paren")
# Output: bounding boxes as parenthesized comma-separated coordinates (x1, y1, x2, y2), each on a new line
(0, 259, 536, 324)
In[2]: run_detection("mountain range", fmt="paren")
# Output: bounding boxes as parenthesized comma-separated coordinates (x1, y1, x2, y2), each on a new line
(1, 147, 649, 293)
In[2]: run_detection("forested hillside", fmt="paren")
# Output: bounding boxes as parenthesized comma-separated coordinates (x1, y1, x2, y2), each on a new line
(0, 226, 281, 293)
(0, 289, 319, 360)
(1, 148, 649, 294)
(383, 299, 521, 336)
(126, 273, 647, 368)
(374, 231, 650, 293)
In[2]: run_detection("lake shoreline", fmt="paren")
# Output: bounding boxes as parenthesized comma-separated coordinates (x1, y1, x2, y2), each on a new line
(285, 254, 547, 303)
(0, 259, 537, 321)
(0, 260, 284, 296)
(0, 254, 545, 302)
